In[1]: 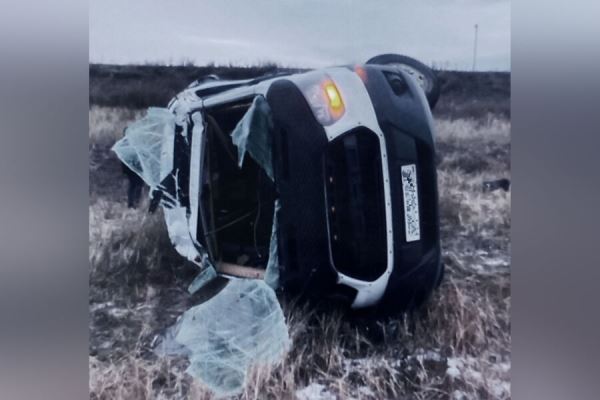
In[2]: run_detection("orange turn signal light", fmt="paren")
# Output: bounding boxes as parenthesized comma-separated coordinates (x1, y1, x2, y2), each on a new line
(323, 80, 345, 118)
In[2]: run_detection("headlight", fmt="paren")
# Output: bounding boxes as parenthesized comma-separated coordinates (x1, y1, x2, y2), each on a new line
(296, 73, 345, 126)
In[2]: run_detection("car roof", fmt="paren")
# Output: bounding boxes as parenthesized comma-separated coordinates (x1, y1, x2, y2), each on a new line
(192, 72, 294, 98)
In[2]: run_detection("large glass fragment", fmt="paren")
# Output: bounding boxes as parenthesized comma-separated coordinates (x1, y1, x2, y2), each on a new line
(111, 107, 175, 189)
(264, 199, 280, 289)
(230, 95, 275, 181)
(162, 279, 290, 397)
(188, 266, 218, 294)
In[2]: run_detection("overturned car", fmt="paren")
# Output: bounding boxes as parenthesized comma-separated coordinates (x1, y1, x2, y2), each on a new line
(114, 54, 444, 313)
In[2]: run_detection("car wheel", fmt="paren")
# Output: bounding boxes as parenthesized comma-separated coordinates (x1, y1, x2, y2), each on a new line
(366, 54, 441, 110)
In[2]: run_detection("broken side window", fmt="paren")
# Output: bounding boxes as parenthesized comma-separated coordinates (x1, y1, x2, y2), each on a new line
(199, 96, 278, 281)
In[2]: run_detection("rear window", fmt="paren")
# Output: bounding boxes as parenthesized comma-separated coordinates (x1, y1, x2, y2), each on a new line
(324, 128, 387, 281)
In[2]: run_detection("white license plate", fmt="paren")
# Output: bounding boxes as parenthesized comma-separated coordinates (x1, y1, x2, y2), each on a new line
(401, 164, 421, 242)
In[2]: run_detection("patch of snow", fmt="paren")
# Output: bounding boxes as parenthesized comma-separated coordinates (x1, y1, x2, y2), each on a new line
(98, 340, 113, 350)
(446, 357, 463, 378)
(465, 369, 482, 382)
(296, 383, 336, 400)
(414, 348, 443, 363)
(453, 390, 467, 400)
(107, 307, 130, 319)
(491, 380, 511, 398)
(90, 302, 130, 319)
(90, 301, 115, 313)
(446, 354, 511, 397)
(357, 386, 375, 399)
(472, 263, 484, 272)
(484, 257, 509, 268)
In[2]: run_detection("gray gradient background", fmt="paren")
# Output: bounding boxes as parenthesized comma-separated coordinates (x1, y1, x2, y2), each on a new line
(1, 1, 600, 399)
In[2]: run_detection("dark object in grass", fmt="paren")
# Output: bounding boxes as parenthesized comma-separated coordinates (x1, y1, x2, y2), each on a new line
(121, 161, 144, 208)
(483, 178, 510, 192)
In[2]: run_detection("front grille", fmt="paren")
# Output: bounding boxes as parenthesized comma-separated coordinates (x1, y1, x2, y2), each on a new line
(324, 128, 387, 282)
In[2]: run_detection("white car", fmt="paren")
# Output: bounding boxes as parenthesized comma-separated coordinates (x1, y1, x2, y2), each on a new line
(115, 54, 444, 313)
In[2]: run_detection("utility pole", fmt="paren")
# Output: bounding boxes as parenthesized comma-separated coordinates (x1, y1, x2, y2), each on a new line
(472, 24, 479, 71)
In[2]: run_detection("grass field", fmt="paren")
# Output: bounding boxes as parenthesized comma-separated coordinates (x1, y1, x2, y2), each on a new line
(89, 69, 510, 399)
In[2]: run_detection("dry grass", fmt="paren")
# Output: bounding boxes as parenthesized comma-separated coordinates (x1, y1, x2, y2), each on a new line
(89, 106, 510, 399)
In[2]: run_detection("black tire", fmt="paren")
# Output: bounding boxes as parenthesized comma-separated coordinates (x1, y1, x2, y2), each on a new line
(366, 54, 440, 110)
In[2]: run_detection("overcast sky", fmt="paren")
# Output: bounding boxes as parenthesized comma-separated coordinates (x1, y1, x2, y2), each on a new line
(89, 0, 510, 71)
